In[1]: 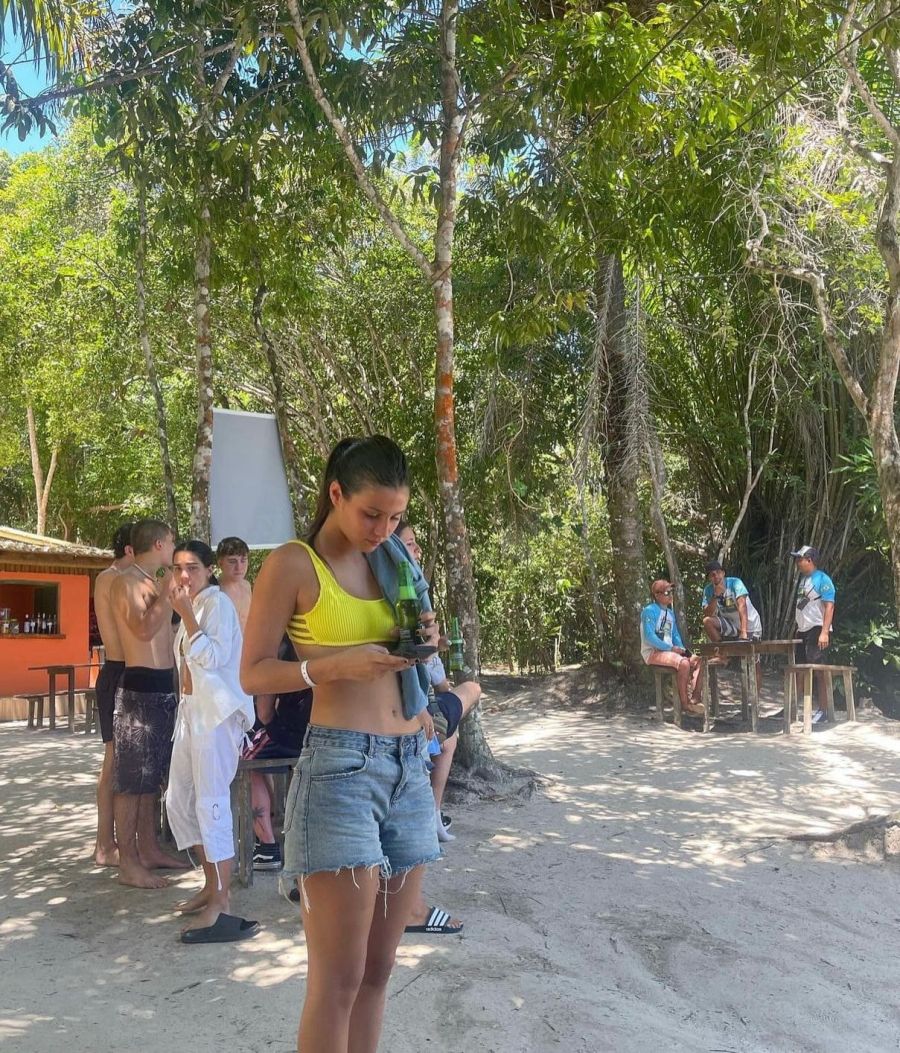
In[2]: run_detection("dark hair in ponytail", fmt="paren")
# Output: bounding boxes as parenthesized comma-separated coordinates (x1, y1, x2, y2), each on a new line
(173, 539, 219, 585)
(307, 436, 409, 541)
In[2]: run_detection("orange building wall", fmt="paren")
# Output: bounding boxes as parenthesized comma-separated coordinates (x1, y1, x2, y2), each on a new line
(0, 570, 91, 695)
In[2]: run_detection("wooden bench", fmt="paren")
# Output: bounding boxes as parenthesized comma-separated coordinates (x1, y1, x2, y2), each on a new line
(18, 694, 50, 730)
(233, 756, 299, 888)
(784, 664, 857, 735)
(653, 666, 680, 724)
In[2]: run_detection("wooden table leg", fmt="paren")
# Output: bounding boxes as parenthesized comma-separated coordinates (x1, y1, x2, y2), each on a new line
(842, 670, 857, 722)
(48, 672, 57, 731)
(748, 657, 760, 733)
(802, 670, 813, 734)
(710, 666, 719, 717)
(654, 670, 665, 722)
(825, 674, 836, 724)
(739, 661, 750, 723)
(66, 669, 75, 733)
(783, 667, 793, 735)
(701, 660, 711, 733)
(237, 768, 254, 888)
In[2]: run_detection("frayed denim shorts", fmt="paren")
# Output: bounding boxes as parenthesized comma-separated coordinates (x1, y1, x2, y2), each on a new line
(282, 725, 441, 885)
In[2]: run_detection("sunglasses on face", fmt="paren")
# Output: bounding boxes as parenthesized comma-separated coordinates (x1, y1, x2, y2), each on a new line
(655, 589, 674, 596)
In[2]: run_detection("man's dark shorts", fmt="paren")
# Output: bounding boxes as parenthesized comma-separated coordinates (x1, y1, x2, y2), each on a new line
(113, 667, 177, 795)
(796, 626, 831, 664)
(429, 691, 464, 741)
(95, 659, 125, 744)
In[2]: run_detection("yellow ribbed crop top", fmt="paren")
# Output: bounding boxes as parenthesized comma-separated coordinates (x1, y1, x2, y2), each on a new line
(286, 540, 397, 647)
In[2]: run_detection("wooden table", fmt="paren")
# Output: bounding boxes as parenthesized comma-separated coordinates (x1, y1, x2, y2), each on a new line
(28, 664, 76, 732)
(696, 639, 800, 734)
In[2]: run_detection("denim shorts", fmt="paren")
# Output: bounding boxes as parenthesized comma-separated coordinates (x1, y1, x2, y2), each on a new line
(282, 725, 441, 885)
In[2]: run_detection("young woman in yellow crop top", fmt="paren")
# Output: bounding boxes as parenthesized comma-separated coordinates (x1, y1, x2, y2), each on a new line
(241, 436, 442, 1053)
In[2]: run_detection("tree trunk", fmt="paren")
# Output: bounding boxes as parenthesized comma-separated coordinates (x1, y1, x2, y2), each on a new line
(26, 405, 58, 536)
(646, 432, 690, 647)
(599, 256, 647, 671)
(253, 281, 309, 532)
(189, 171, 214, 540)
(433, 0, 493, 772)
(136, 179, 179, 533)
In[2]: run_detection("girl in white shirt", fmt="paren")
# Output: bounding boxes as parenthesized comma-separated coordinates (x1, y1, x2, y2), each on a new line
(167, 539, 257, 944)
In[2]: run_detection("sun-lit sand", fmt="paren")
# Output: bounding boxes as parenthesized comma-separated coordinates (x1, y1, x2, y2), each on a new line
(2, 667, 899, 1052)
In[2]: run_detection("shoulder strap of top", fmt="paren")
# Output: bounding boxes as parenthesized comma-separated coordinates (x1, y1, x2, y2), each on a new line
(288, 539, 329, 579)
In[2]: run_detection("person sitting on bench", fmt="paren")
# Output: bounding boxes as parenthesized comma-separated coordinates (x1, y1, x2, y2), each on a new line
(641, 580, 703, 717)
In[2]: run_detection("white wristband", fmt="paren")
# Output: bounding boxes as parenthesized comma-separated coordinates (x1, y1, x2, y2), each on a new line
(300, 659, 317, 689)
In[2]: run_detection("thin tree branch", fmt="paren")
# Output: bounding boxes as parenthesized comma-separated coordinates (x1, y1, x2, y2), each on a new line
(284, 0, 434, 283)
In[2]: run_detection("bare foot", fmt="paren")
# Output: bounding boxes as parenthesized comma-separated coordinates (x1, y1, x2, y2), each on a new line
(177, 890, 212, 915)
(93, 845, 119, 867)
(118, 862, 170, 889)
(139, 849, 191, 871)
(181, 903, 227, 934)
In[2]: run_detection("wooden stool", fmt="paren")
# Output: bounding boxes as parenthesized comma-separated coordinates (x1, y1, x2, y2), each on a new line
(652, 666, 682, 725)
(17, 694, 49, 729)
(82, 688, 98, 735)
(233, 756, 299, 887)
(785, 664, 857, 734)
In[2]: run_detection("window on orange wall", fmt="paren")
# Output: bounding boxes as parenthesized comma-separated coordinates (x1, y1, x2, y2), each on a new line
(0, 581, 61, 635)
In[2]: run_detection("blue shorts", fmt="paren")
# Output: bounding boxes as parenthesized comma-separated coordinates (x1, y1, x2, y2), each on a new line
(282, 725, 441, 885)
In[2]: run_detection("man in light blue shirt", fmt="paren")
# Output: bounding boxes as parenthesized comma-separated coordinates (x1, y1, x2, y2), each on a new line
(701, 561, 762, 643)
(791, 545, 836, 724)
(640, 579, 703, 716)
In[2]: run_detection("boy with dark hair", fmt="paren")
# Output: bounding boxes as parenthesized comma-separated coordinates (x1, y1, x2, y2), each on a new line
(216, 536, 251, 630)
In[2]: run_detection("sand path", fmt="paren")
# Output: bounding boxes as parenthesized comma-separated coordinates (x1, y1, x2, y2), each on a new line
(1, 669, 899, 1052)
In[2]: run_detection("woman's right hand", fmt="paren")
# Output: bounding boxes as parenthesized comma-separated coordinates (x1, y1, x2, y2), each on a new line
(331, 644, 413, 682)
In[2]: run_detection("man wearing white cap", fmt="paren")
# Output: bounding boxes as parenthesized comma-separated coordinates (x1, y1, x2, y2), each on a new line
(791, 545, 835, 723)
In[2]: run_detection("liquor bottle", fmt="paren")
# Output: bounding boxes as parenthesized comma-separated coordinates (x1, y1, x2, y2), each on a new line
(449, 617, 465, 673)
(39, 614, 46, 633)
(24, 615, 31, 634)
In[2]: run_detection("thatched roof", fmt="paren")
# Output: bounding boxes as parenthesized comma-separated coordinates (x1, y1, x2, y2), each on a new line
(0, 527, 112, 570)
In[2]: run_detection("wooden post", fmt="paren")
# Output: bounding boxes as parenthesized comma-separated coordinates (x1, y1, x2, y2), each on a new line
(783, 667, 793, 735)
(48, 670, 57, 731)
(802, 670, 813, 734)
(654, 668, 665, 722)
(748, 656, 760, 733)
(825, 675, 836, 723)
(710, 666, 719, 717)
(739, 660, 750, 723)
(842, 669, 857, 722)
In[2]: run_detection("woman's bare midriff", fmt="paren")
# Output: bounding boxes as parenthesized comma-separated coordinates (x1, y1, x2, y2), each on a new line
(298, 640, 420, 736)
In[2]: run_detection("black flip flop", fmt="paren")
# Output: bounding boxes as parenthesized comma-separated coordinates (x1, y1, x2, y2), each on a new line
(180, 913, 261, 944)
(405, 906, 463, 935)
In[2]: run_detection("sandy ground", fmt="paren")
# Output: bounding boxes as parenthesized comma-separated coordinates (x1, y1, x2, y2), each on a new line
(2, 667, 900, 1053)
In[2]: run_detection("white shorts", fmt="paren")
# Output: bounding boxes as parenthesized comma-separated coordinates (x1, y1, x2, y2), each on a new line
(165, 698, 244, 864)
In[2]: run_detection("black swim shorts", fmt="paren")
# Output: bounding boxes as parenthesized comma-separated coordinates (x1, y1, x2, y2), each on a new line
(95, 659, 125, 744)
(113, 667, 177, 795)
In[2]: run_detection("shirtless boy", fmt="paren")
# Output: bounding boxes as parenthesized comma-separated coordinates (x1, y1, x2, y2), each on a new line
(216, 536, 251, 630)
(110, 519, 186, 888)
(91, 522, 134, 866)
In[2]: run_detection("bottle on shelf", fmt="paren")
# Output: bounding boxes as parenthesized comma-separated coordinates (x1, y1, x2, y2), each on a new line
(24, 615, 31, 634)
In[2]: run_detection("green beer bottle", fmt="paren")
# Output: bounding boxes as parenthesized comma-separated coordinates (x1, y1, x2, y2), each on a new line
(395, 561, 421, 645)
(449, 616, 465, 673)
